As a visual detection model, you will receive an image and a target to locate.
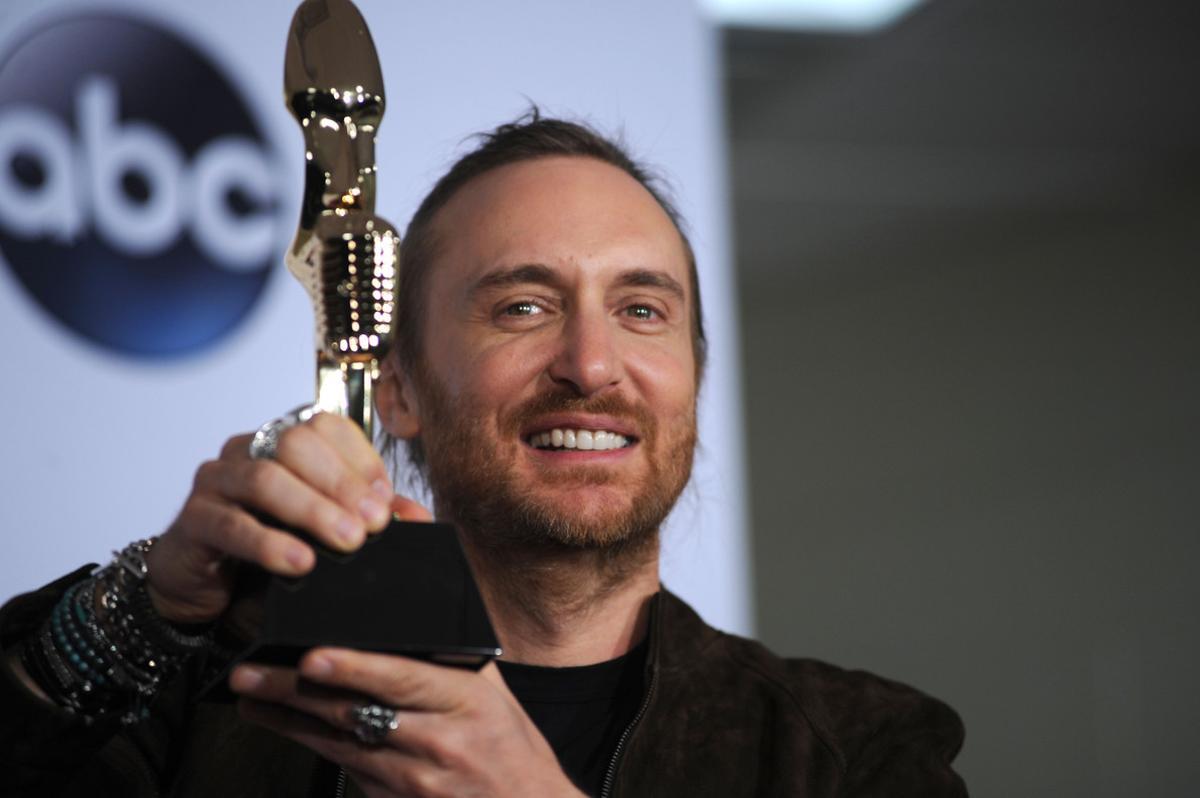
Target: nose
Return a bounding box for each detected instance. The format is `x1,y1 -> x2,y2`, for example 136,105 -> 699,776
547,308 -> 622,396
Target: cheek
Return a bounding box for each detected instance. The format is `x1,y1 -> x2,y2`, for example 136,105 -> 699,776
626,341 -> 697,413
438,336 -> 553,409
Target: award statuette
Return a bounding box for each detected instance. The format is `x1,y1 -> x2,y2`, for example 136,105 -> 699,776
284,0 -> 397,436
206,0 -> 500,683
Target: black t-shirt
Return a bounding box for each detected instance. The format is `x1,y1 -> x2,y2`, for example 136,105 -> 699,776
497,641 -> 647,797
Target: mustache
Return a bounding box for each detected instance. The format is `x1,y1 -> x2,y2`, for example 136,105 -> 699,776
506,389 -> 654,438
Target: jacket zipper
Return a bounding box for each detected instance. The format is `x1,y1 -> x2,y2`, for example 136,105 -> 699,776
334,766 -> 347,798
598,666 -> 657,798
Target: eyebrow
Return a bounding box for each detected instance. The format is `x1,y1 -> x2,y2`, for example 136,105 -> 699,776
469,263 -> 685,301
614,268 -> 686,300
469,263 -> 560,296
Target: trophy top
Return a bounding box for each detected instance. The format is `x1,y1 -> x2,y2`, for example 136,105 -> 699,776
283,0 -> 398,434
284,0 -> 388,251
285,0 -> 385,108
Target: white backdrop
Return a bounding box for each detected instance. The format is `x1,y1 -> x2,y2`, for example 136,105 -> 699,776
0,0 -> 751,635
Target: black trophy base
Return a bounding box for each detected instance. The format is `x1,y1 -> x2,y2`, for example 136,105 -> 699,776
200,520 -> 500,699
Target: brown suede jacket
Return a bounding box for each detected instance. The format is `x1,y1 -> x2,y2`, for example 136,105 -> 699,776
1,567 -> 967,797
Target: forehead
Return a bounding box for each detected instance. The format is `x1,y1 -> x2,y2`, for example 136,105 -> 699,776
426,156 -> 689,286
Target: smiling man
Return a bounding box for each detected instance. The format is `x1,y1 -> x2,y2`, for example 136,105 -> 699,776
1,115 -> 967,797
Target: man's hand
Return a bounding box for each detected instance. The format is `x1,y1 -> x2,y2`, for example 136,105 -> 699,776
230,651 -> 585,798
145,413 -> 429,624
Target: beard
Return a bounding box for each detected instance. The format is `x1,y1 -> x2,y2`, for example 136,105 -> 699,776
408,367 -> 696,558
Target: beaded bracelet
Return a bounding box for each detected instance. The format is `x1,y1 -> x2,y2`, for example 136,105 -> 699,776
61,582 -> 128,715
96,542 -> 211,658
21,580 -> 124,719
22,538 -> 214,725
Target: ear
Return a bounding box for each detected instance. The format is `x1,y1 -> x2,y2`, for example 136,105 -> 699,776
376,353 -> 422,440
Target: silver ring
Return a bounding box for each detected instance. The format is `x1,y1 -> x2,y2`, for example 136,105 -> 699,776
248,403 -> 321,460
351,702 -> 400,746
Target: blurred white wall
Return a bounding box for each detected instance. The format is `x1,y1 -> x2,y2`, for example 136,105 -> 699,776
0,0 -> 751,634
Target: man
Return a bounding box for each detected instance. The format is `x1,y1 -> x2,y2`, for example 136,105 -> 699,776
1,115 -> 967,796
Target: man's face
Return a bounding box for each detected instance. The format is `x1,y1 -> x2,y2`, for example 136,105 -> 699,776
401,156 -> 698,552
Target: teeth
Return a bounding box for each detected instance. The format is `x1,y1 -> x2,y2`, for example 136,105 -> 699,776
528,428 -> 632,451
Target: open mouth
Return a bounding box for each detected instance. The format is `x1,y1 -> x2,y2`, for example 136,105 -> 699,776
524,427 -> 636,452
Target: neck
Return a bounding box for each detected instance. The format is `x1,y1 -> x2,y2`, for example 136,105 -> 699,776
458,531 -> 660,667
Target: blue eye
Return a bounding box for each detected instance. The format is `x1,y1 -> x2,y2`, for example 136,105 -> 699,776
625,304 -> 657,320
504,301 -> 540,316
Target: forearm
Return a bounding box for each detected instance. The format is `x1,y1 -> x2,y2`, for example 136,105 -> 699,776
1,633 -> 174,796
0,567 -> 122,781
0,564 -> 197,794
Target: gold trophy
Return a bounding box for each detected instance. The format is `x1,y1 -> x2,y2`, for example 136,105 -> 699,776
284,0 -> 397,437
206,0 -> 500,675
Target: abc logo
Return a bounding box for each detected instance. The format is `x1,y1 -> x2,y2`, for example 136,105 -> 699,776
0,13 -> 281,357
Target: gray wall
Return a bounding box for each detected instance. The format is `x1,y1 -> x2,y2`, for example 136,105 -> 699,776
727,2 -> 1200,795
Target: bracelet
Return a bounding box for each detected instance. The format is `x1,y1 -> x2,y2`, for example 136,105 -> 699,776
26,579 -> 124,719
96,539 -> 213,653
24,538 -> 214,725
20,626 -> 74,700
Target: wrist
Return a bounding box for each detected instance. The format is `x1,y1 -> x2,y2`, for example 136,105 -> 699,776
23,539 -> 215,725
143,580 -> 220,627
95,538 -> 213,660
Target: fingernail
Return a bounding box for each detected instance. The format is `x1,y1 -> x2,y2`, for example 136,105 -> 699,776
371,478 -> 393,502
304,655 -> 333,678
231,665 -> 264,691
286,544 -> 311,572
359,496 -> 387,525
336,515 -> 362,546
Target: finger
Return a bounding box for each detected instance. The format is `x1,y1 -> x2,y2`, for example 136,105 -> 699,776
196,457 -> 367,553
181,496 -> 313,576
308,412 -> 390,486
220,421 -> 386,488
220,433 -> 255,461
273,424 -> 393,532
232,663 -> 456,757
238,695 -> 352,748
230,664 -> 353,727
238,697 -> 440,793
479,661 -> 505,690
299,649 -> 477,713
391,495 -> 433,523
478,661 -> 527,712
